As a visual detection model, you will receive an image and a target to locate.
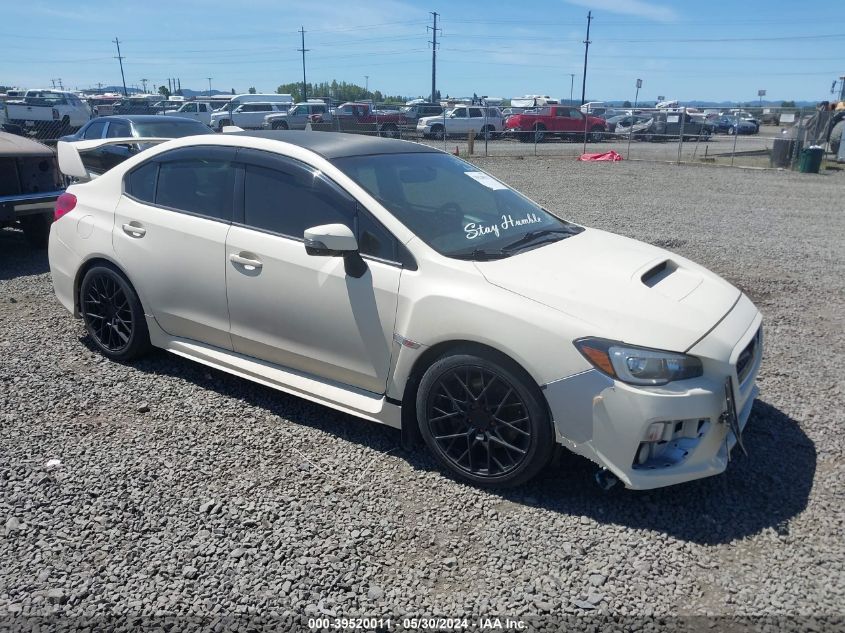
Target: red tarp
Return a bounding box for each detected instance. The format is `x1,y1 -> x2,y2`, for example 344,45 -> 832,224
578,150 -> 623,161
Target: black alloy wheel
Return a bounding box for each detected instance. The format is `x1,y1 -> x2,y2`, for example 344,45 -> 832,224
80,266 -> 150,361
417,353 -> 554,487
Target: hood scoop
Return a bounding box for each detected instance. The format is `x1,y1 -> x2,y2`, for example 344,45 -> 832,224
637,259 -> 703,301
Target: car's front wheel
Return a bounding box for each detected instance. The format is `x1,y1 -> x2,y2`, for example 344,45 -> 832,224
416,353 -> 554,487
80,265 -> 151,361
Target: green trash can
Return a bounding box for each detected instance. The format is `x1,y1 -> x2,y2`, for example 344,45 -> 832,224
798,145 -> 824,173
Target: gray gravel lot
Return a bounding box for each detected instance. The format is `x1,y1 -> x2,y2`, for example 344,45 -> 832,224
1,159 -> 843,630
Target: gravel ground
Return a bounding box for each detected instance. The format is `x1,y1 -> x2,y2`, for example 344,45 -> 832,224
1,159 -> 843,631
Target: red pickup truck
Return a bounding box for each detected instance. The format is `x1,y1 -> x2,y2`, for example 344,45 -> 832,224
312,102 -> 408,138
504,105 -> 607,143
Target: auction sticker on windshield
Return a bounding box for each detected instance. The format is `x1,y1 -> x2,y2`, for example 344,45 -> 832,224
464,171 -> 508,190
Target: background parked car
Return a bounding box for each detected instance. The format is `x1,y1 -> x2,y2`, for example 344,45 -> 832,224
210,103 -> 287,131
711,115 -> 758,135
0,131 -> 64,247
399,102 -> 444,123
504,105 -> 606,143
263,101 -> 328,130
417,105 -> 504,139
164,101 -> 216,126
4,89 -> 91,138
60,115 -> 213,175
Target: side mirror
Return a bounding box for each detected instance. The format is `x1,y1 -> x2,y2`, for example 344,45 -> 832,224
303,223 -> 358,257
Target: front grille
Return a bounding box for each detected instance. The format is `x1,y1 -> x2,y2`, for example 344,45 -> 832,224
736,328 -> 761,385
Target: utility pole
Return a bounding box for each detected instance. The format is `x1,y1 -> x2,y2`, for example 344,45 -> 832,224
580,11 -> 592,105
569,73 -> 575,104
177,78 -> 181,94
427,12 -> 440,103
50,79 -> 56,89
113,37 -> 128,97
140,78 -> 148,93
365,75 -> 369,96
207,77 -> 213,94
298,26 -> 309,101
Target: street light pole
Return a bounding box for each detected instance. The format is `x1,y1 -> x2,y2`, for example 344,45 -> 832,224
569,74 -> 575,105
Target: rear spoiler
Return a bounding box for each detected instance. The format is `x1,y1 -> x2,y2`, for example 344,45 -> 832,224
57,137 -> 171,180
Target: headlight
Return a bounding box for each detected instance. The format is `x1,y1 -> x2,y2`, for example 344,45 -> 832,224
574,337 -> 702,386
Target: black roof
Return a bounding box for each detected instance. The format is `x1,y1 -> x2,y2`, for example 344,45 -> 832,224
95,115 -> 206,124
233,130 -> 440,159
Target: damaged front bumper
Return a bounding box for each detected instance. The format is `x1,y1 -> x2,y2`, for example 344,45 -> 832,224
544,295 -> 763,490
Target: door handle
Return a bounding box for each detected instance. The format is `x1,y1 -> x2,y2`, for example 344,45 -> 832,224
229,253 -> 263,270
122,222 -> 146,238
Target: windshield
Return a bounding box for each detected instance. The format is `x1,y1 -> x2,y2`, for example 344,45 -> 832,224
133,120 -> 214,137
333,152 -> 582,259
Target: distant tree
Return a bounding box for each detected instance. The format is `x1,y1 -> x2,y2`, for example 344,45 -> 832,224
231,88 -> 235,95
248,87 -> 257,94
781,100 -> 796,108
435,90 -> 441,101
158,85 -> 170,98
623,100 -> 632,108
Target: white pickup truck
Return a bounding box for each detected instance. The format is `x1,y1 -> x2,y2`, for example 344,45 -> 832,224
164,101 -> 215,126
209,102 -> 287,131
4,90 -> 91,138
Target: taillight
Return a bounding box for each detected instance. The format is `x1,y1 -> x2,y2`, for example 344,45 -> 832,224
52,108 -> 60,120
54,192 -> 77,221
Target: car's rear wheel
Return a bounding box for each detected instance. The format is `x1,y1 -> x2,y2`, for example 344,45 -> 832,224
80,266 -> 150,361
416,353 -> 554,487
19,212 -> 52,249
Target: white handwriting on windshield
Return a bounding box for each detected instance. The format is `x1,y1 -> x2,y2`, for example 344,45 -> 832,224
464,212 -> 543,240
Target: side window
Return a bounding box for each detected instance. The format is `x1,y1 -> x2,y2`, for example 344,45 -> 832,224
106,121 -> 131,137
469,108 -> 483,118
452,108 -> 467,118
357,209 -> 397,262
125,162 -> 158,203
155,158 -> 235,220
183,103 -> 197,113
82,120 -> 107,139
243,163 -> 354,238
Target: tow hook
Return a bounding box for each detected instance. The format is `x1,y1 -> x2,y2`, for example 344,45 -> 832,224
594,468 -> 619,491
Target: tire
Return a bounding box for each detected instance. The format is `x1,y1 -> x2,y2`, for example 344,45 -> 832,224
272,120 -> 289,130
588,125 -> 604,143
19,212 -> 52,249
533,124 -> 546,143
829,120 -> 844,155
728,126 -> 736,136
218,119 -> 232,132
431,124 -> 444,140
416,352 -> 554,487
79,265 -> 151,362
477,125 -> 494,140
380,123 -> 400,139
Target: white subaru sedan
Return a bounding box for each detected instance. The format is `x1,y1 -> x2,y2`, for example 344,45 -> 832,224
49,131 -> 762,489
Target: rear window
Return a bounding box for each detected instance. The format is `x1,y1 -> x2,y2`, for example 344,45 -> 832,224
133,120 -> 213,138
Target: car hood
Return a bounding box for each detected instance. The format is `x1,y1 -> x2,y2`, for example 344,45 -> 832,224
473,228 -> 740,352
418,115 -> 445,125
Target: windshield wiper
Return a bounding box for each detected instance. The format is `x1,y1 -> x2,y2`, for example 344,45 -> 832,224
450,248 -> 511,261
501,227 -> 578,252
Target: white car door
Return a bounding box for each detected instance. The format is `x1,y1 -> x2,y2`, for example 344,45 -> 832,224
113,146 -> 236,350
449,107 -> 469,135
225,149 -> 402,393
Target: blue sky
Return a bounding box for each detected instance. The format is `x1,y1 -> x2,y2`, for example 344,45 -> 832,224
1,0 -> 843,103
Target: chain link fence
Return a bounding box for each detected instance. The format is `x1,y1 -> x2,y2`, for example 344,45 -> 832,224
3,89 -> 843,170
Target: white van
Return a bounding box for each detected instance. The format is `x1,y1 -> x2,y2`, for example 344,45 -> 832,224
217,93 -> 293,113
